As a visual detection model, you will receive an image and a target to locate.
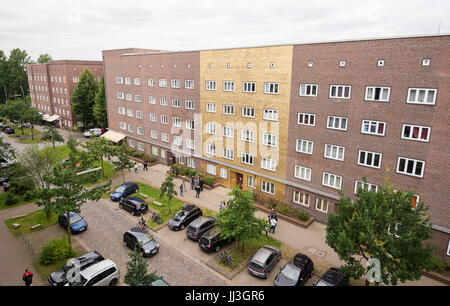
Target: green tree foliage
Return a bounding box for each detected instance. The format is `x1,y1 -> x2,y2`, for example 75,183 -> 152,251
93,75 -> 108,128
112,144 -> 134,183
0,50 -> 9,104
216,187 -> 269,252
159,174 -> 177,214
18,145 -> 59,189
7,48 -> 33,98
41,126 -> 64,148
0,136 -> 15,161
71,68 -> 98,128
82,137 -> 115,178
326,176 -> 435,286
0,98 -> 33,135
22,107 -> 42,140
37,53 -> 53,64
124,246 -> 159,286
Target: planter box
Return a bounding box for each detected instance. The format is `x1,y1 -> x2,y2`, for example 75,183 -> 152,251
254,203 -> 314,229
167,172 -> 218,189
129,156 -> 159,167
421,269 -> 450,285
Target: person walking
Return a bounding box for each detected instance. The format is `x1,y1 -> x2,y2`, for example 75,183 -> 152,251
180,183 -> 184,196
219,201 -> 223,212
270,217 -> 278,234
22,268 -> 33,286
190,177 -> 194,190
269,208 -> 278,221
199,178 -> 204,192
143,161 -> 148,171
195,185 -> 201,198
134,163 -> 138,174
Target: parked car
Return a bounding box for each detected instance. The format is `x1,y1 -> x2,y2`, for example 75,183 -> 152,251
110,182 -> 139,201
247,245 -> 281,279
67,259 -> 119,286
151,277 -> 170,286
119,196 -> 148,216
48,251 -> 105,286
0,176 -> 8,185
83,128 -> 105,138
0,157 -> 14,169
58,211 -> 88,234
1,125 -> 10,132
198,227 -> 231,252
315,268 -> 349,286
123,227 -> 159,257
186,216 -> 216,241
60,156 -> 82,168
168,204 -> 202,231
274,253 -> 314,286
4,127 -> 14,134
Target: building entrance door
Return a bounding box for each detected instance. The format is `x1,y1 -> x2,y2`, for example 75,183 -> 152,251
236,173 -> 243,189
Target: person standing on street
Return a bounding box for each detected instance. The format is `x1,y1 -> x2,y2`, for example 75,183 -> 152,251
219,201 -> 223,212
190,177 -> 194,190
270,217 -> 278,234
195,184 -> 201,198
199,178 -> 204,192
22,268 -> 33,286
143,161 -> 148,171
134,163 -> 138,174
180,183 -> 184,196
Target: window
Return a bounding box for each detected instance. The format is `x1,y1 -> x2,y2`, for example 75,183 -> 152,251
339,60 -> 346,67
125,93 -> 132,101
223,104 -> 234,115
206,80 -> 216,91
172,117 -> 181,127
149,113 -> 157,122
206,144 -> 216,155
241,152 -> 254,165
206,102 -> 216,113
158,79 -> 167,87
205,123 -> 216,135
171,79 -> 180,88
299,84 -> 318,97
324,144 -> 345,161
242,107 -> 255,118
137,142 -> 144,151
185,100 -> 194,110
377,60 -> 385,67
207,164 -> 216,175
327,116 -> 347,131
127,109 -> 133,117
161,133 -> 169,143
361,120 -> 386,136
117,92 -> 124,100
223,81 -> 235,92
220,168 -> 227,179
243,82 -> 256,93
298,113 -> 315,126
262,133 -> 277,147
223,126 -> 234,138
187,157 -> 196,168
247,63 -> 252,68
407,88 -> 437,105
241,129 -> 255,142
296,139 -> 313,154
293,191 -> 310,206
316,198 -> 328,213
227,63 -> 231,69
294,165 -> 311,181
223,148 -> 234,160
134,95 -> 142,103
128,139 -> 135,148
125,77 -> 131,85
173,136 -> 182,146
151,130 -> 158,139
397,157 -> 425,178
147,78 -> 155,86
152,146 -> 158,156
134,78 -> 141,86
365,86 -> 390,102
136,110 -> 143,119
160,115 -> 168,124
264,82 -> 279,94
171,98 -> 180,108
118,107 -> 125,115
354,180 -> 378,195
158,97 -> 167,106
247,176 -> 256,189
329,85 -> 351,99
263,109 -> 278,121
127,124 -> 134,133
422,59 -> 431,66
137,127 -> 144,135
358,150 -> 382,169
186,139 -> 195,150
401,124 -> 431,142
261,180 -> 275,194
185,80 -> 194,89
261,157 -> 276,171
148,96 -> 156,104
186,119 -> 195,130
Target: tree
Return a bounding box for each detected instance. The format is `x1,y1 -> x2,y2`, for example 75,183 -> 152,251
71,68 -> 98,128
93,75 -> 108,128
124,246 -> 159,286
326,176 -> 435,286
0,136 -> 15,161
0,50 -> 9,104
0,98 -> 32,135
41,126 -> 64,148
37,53 -> 53,64
159,174 -> 177,214
216,187 -> 269,252
7,48 -> 33,98
23,106 -> 42,140
112,144 -> 134,184
82,137 -> 115,178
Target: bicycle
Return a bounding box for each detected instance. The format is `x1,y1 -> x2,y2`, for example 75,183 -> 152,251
218,251 -> 234,267
151,212 -> 163,224
137,219 -> 149,233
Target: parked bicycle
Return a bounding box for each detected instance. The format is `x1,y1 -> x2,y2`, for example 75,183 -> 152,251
218,251 -> 234,267
137,218 -> 149,233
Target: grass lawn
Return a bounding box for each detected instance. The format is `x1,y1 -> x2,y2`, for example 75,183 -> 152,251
17,137 -> 43,144
0,192 -> 37,211
5,209 -> 58,236
8,125 -> 41,138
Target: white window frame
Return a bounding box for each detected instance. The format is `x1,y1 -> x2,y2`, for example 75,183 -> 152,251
263,109 -> 278,121
241,152 -> 254,165
206,102 -> 216,113
133,78 -> 141,86
241,129 -> 255,142
358,150 -> 382,169
148,96 -> 156,104
223,148 -> 234,160
242,106 -> 255,118
149,113 -> 157,122
299,84 -> 318,97
406,88 -> 437,105
247,176 -> 256,189
205,123 -> 216,135
220,168 -> 227,179
262,133 -> 277,147
135,110 -> 143,119
296,139 -> 313,155
315,198 -> 329,213
136,127 -> 144,135
223,104 -> 235,115
187,157 -> 196,169
293,190 -> 310,207
117,92 -> 124,100
171,79 -> 180,88
294,165 -> 311,181
396,157 -> 425,178
261,157 -> 276,171
261,180 -> 275,194
324,144 -> 345,161
158,78 -> 167,88
243,82 -> 256,93
327,116 -> 348,131
160,115 -> 168,125
329,85 -> 351,99
223,126 -> 234,138
137,142 -> 144,151
298,113 -> 315,126
365,86 -> 391,102
185,100 -> 194,110
186,139 -> 195,150
161,133 -> 169,143
172,117 -> 181,127
223,81 -> 235,92
134,95 -> 142,103
206,80 -> 216,91
354,180 -> 378,195
206,144 -> 216,156
150,130 -> 158,139
264,82 -> 279,95
361,120 -> 386,136
118,107 -> 125,115
401,124 -> 431,142
186,119 -> 195,130
322,172 -> 342,190
147,77 -> 155,87
124,77 -> 131,85
171,98 -> 180,108
184,79 -> 194,89
206,164 -> 217,176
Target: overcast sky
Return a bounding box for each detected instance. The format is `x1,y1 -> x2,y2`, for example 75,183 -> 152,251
1,0 -> 449,61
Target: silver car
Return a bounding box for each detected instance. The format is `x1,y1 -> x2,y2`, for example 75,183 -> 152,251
66,259 -> 119,286
248,245 -> 281,279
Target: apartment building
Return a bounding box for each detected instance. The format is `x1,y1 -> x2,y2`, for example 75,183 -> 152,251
102,34 -> 449,258
27,60 -> 103,128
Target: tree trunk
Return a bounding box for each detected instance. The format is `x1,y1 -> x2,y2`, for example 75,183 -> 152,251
101,158 -> 104,178
66,214 -> 72,254
31,125 -> 34,140
122,170 -> 125,183
52,141 -> 55,149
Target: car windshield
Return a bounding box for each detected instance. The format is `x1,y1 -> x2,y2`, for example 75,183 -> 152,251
115,186 -> 126,193
70,214 -> 83,223
173,211 -> 186,221
281,264 -> 301,281
69,275 -> 87,286
250,262 -> 264,270
315,280 -> 331,286
138,234 -> 151,245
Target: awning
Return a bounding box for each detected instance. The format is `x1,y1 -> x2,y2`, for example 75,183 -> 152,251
45,115 -> 61,122
100,130 -> 126,143
41,114 -> 50,120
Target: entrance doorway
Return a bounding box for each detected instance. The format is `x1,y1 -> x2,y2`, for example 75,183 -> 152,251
236,173 -> 243,189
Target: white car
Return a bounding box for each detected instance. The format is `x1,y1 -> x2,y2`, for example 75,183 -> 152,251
83,128 -> 104,138
66,259 -> 119,286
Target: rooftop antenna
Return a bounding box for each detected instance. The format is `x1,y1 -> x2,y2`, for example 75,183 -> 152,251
438,23 -> 442,34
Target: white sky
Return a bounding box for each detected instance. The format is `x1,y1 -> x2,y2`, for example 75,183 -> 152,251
1,0 -> 449,61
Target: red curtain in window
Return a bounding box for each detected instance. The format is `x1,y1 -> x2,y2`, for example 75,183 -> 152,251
420,128 -> 429,140
412,127 -> 419,139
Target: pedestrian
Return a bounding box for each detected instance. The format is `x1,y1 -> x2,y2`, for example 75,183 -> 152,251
190,177 -> 194,190
134,163 -> 138,174
219,201 -> 223,212
269,208 -> 278,221
138,163 -> 143,172
180,183 -> 184,196
195,185 -> 201,198
270,217 -> 278,234
22,268 -> 33,286
199,178 -> 204,192
143,161 -> 148,171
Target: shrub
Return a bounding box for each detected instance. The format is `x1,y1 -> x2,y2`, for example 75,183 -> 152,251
23,191 -> 35,202
295,209 -> 309,221
275,204 -> 291,215
203,175 -> 214,186
39,236 -> 71,265
144,155 -> 156,163
188,169 -> 198,177
171,164 -> 181,175
5,192 -> 19,206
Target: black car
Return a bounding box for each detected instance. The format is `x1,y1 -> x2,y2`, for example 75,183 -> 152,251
4,127 -> 15,134
198,227 -> 231,252
274,253 -> 314,286
0,157 -> 13,170
168,204 -> 202,231
316,268 -> 349,286
119,196 -> 148,216
48,251 -> 104,286
123,227 -> 159,257
186,216 -> 216,241
2,125 -> 10,132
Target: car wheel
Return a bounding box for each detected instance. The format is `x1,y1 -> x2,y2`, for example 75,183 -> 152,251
215,245 -> 220,252
119,203 -> 123,209
131,211 -> 136,216
109,279 -> 117,286
180,224 -> 185,230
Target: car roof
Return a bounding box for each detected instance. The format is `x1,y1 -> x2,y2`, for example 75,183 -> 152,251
121,182 -> 137,187
79,259 -> 116,279
252,245 -> 279,262
128,227 -> 152,238
293,253 -> 312,268
77,251 -> 103,262
182,203 -> 198,211
202,227 -> 220,238
189,216 -> 215,227
320,268 -> 345,285
125,196 -> 144,203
